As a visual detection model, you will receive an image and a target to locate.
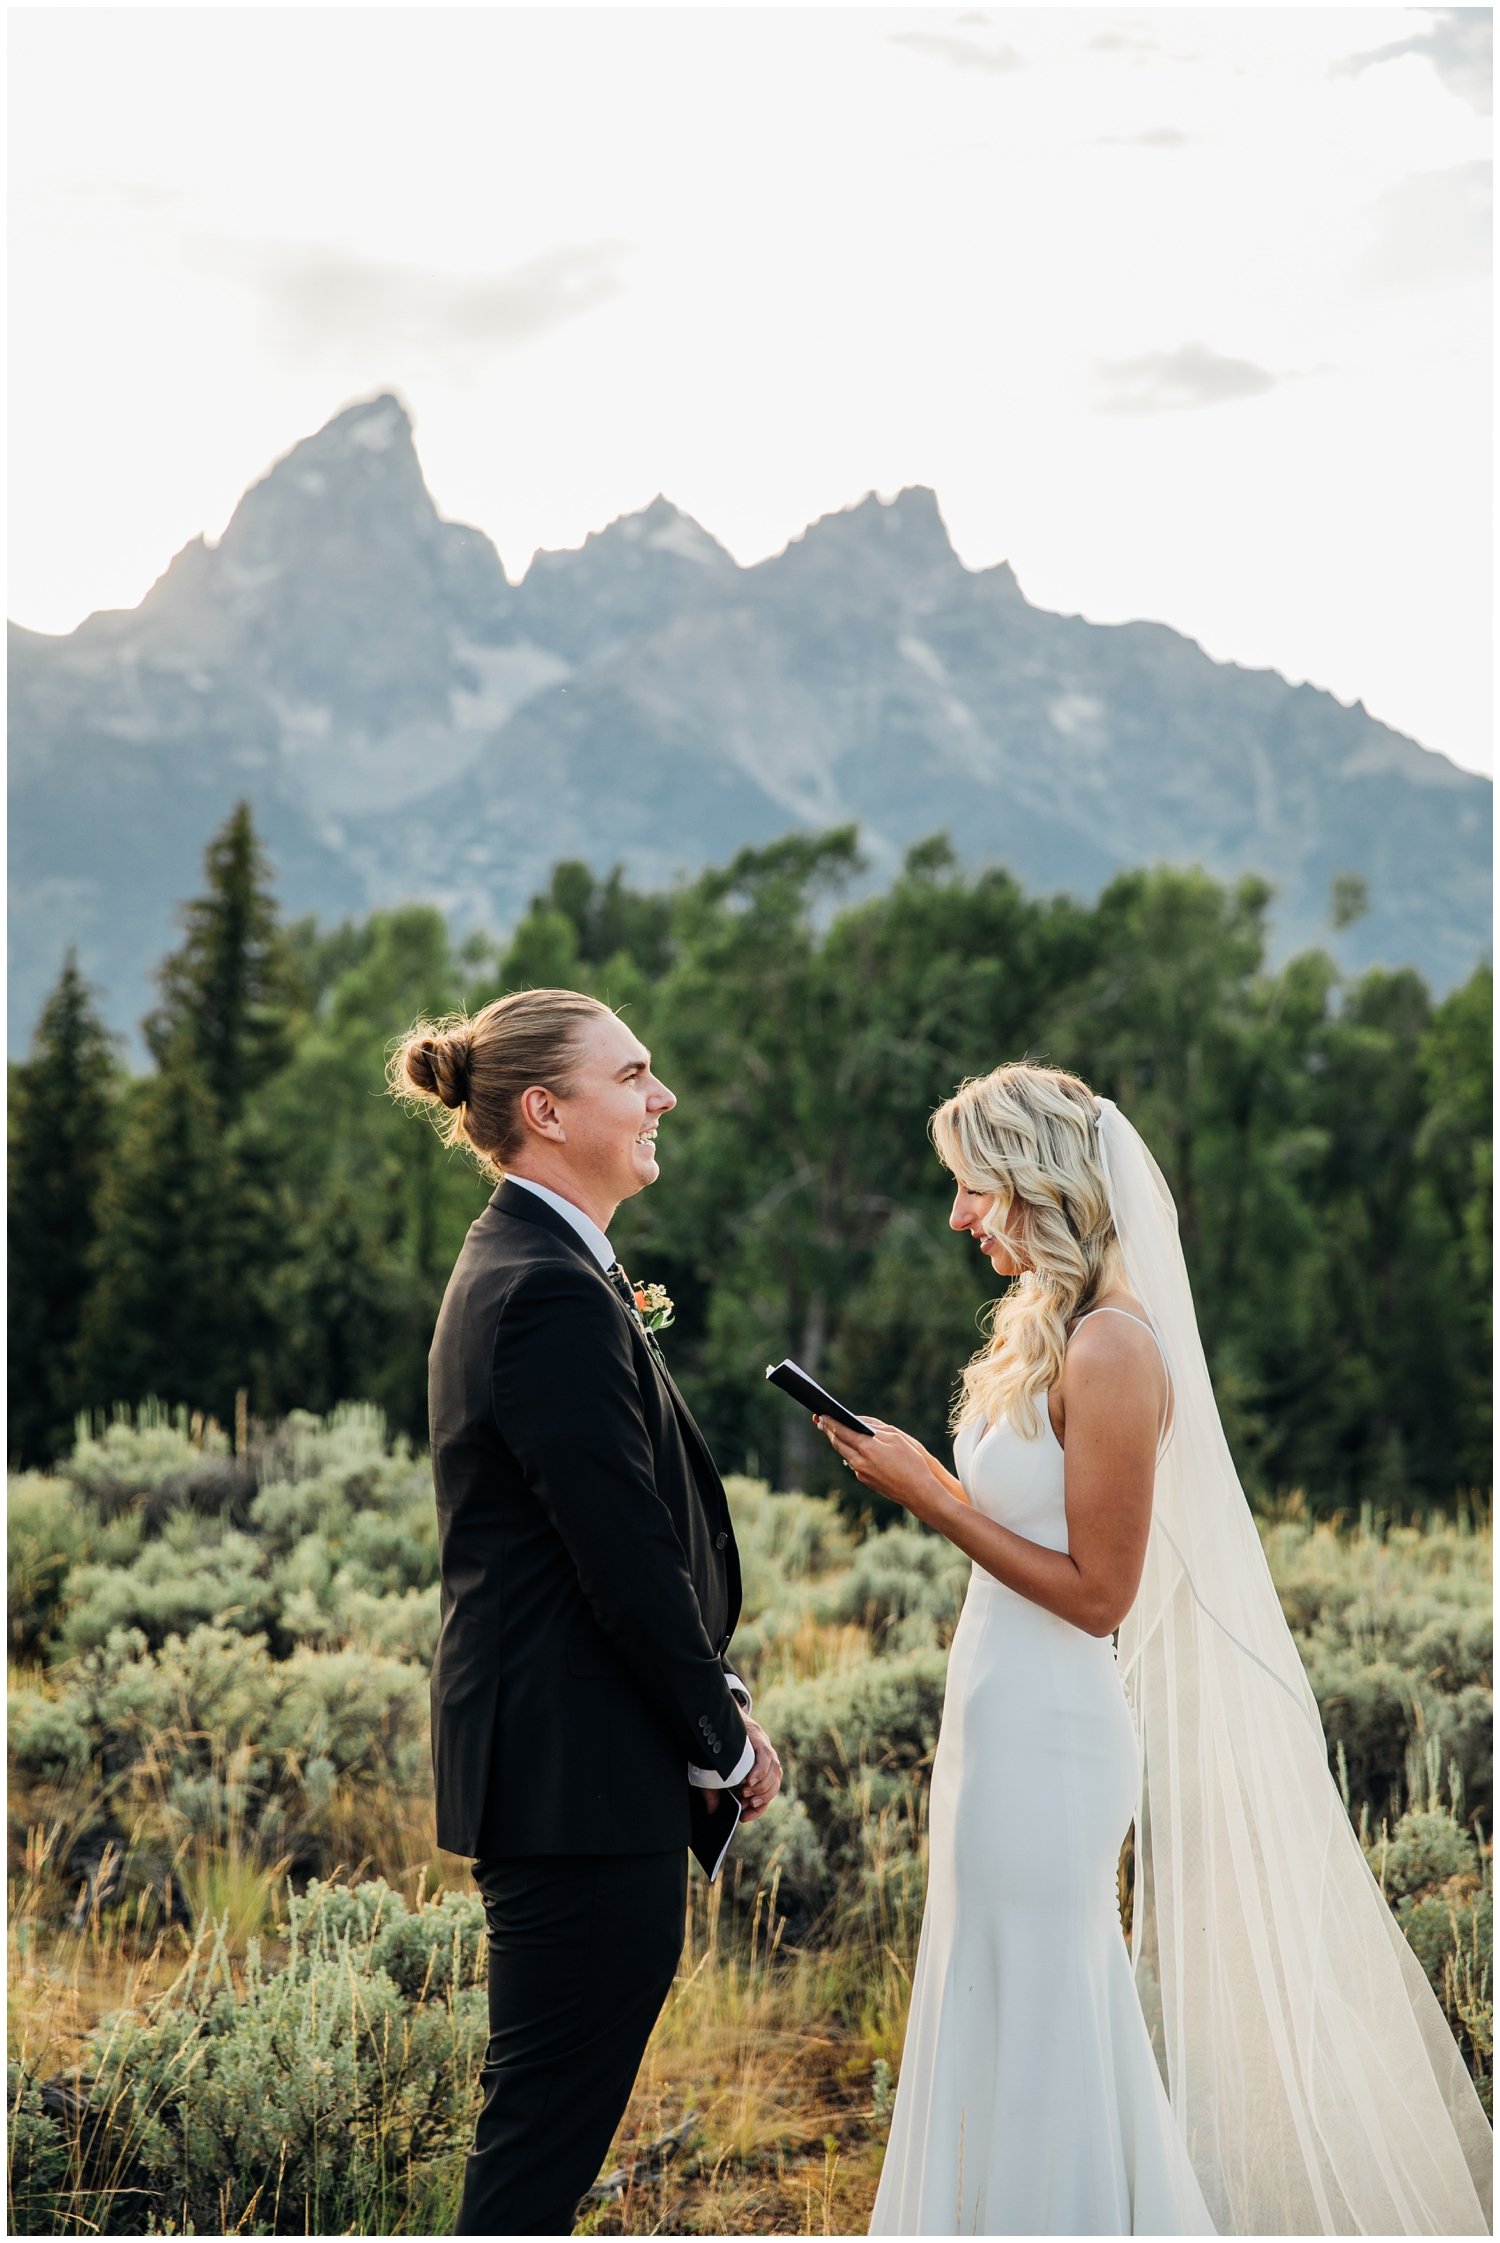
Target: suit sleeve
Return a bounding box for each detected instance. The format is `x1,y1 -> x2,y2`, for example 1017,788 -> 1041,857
491,1264 -> 750,1783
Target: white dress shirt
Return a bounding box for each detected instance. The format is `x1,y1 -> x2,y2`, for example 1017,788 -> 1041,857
506,1172 -> 756,1790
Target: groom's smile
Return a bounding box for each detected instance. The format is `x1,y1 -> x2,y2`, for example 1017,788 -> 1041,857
500,1011 -> 675,1233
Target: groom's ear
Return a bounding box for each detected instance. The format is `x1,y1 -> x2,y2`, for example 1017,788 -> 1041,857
518,1083 -> 567,1141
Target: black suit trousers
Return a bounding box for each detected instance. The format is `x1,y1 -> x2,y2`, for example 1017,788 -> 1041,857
454,1849 -> 688,2236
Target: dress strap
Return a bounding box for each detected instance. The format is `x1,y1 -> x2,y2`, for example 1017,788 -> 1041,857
1071,1307 -> 1174,1455
1074,1305 -> 1160,1344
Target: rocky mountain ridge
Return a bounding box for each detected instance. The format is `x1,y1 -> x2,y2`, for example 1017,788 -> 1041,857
9,392 -> 1489,1047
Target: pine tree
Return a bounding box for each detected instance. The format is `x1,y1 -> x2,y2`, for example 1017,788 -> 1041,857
75,1063 -> 241,1419
284,1183 -> 402,1418
78,804 -> 296,1426
144,801 -> 293,1124
8,954 -> 119,1464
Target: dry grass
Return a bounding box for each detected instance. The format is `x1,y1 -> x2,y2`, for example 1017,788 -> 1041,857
578,1872 -> 904,2236
8,1845 -> 902,2237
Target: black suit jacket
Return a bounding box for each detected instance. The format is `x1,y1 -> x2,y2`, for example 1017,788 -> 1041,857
427,1178 -> 751,1858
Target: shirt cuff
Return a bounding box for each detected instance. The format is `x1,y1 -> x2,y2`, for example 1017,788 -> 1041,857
722,1667 -> 752,1712
688,1734 -> 756,1789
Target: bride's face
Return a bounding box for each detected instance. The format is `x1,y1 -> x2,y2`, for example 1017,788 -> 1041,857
948,1178 -> 1031,1276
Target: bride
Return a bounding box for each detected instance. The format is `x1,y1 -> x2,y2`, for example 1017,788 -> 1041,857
815,1063 -> 1491,2236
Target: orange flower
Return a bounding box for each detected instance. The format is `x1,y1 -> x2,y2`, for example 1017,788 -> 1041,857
634,1289 -> 649,1311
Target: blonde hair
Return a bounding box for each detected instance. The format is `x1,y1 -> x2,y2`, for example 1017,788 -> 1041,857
387,988 -> 614,1181
930,1062 -> 1125,1439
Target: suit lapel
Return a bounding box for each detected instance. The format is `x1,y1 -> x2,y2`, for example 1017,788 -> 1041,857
655,1356 -> 727,1510
493,1180 -> 730,1524
615,1286 -> 727,1510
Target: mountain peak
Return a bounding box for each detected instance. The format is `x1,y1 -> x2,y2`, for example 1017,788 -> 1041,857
513,494 -> 735,656
533,494 -> 733,575
117,389 -> 509,703
605,495 -> 732,569
797,484 -> 955,555
215,391 -> 437,562
758,484 -> 962,601
858,484 -> 949,533
317,391 -> 412,453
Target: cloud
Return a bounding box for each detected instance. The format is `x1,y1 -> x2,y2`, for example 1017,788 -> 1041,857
1094,343 -> 1279,416
888,29 -> 1024,74
1338,8 -> 1492,115
219,238 -> 628,362
1095,127 -> 1193,149
1357,161 -> 1491,290
1087,25 -> 1165,58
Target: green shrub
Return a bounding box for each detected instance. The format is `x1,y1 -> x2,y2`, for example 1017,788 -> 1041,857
1400,1885 -> 1492,2003
1360,1803 -> 1492,2101
10,1626 -> 432,1893
1307,1642 -> 1491,1825
343,1586 -> 441,1665
256,1402 -> 402,1488
372,1890 -> 487,2001
338,1506 -> 438,1595
727,1477 -> 856,1618
250,1453 -> 432,1565
54,1531 -> 276,1660
44,1882 -> 487,2235
821,1525 -> 968,1646
5,1411 -> 1491,2126
101,1624 -> 274,1749
7,1688 -> 93,1784
724,1793 -> 830,1927
264,1646 -> 430,1789
759,1648 -> 948,1869
4,2065 -> 73,2236
250,1473 -> 356,1557
1366,1809 -> 1480,1904
7,1476 -> 145,1663
62,1408 -> 253,1529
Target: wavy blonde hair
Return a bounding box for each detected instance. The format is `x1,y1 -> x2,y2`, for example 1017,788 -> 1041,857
930,1062 -> 1126,1439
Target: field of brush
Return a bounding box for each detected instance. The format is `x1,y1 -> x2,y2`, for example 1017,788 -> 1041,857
7,1405 -> 1492,2235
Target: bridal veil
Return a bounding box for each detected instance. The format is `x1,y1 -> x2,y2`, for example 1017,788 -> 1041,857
1097,1096 -> 1492,2235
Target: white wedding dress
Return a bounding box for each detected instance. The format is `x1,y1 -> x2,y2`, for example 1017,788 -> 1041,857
870,1311 -> 1215,2237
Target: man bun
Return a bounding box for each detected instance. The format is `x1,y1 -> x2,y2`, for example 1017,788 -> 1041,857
403,1031 -> 472,1110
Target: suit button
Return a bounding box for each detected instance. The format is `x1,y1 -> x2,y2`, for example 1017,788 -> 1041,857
715,1530 -> 728,1551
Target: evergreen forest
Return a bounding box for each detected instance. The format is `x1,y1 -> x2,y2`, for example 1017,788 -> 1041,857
8,803 -> 1491,1513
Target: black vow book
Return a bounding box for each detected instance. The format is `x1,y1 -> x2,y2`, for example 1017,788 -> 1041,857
765,1359 -> 874,1436
688,1784 -> 742,1882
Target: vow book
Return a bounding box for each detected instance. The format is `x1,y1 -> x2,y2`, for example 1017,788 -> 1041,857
688,1783 -> 742,1882
765,1358 -> 874,1435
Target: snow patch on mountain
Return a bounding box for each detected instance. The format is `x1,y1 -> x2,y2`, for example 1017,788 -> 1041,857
451,639 -> 570,732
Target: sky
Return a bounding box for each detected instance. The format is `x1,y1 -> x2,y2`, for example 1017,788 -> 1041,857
8,5 -> 1494,774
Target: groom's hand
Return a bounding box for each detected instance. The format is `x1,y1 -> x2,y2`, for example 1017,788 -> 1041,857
735,1717 -> 783,1822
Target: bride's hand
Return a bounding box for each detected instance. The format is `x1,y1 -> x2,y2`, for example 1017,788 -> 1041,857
814,1414 -> 937,1516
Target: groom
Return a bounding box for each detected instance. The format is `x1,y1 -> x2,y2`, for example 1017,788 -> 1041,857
428,1002 -> 781,2236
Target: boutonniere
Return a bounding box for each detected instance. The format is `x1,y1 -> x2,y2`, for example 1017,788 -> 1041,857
632,1282 -> 675,1336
